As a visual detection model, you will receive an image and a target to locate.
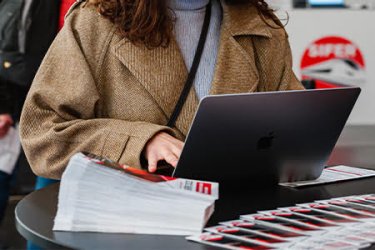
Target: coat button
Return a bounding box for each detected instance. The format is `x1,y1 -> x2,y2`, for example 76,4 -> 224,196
3,61 -> 12,69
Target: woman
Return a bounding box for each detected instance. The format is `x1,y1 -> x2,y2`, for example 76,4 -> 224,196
20,0 -> 304,179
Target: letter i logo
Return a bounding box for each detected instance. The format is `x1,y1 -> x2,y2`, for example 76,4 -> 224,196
196,182 -> 212,195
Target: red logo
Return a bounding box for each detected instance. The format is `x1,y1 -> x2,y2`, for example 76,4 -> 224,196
300,36 -> 366,86
196,182 -> 212,195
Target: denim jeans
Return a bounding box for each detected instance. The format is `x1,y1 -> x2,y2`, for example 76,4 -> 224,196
27,177 -> 59,250
0,170 -> 12,224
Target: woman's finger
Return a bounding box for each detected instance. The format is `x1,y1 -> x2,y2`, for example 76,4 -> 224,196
166,133 -> 181,143
147,153 -> 159,173
164,153 -> 179,168
174,139 -> 185,152
164,135 -> 183,150
171,144 -> 183,159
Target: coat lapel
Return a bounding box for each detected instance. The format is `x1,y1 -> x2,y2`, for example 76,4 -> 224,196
112,38 -> 199,132
112,1 -> 273,135
211,1 -> 272,95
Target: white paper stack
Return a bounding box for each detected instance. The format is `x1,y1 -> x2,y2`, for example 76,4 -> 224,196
53,153 -> 219,236
280,165 -> 375,188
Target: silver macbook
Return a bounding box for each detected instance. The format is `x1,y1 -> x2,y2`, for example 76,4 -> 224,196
173,87 -> 361,184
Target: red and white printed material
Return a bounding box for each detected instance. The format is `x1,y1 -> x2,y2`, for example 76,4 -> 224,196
300,36 -> 366,86
361,194 -> 375,203
188,195 -> 375,249
280,165 -> 375,188
289,238 -> 365,250
238,214 -> 362,248
187,233 -> 273,250
188,231 -> 360,250
260,209 -> 373,247
319,199 -> 375,216
286,11 -> 375,125
204,225 -> 291,248
53,153 -> 219,235
280,206 -> 359,226
340,195 -> 375,209
220,219 -> 307,242
259,209 -> 339,229
297,203 -> 375,224
279,205 -> 375,242
315,200 -> 375,222
240,214 -> 326,236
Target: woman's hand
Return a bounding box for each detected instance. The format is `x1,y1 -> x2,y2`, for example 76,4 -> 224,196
144,132 -> 184,173
0,114 -> 13,139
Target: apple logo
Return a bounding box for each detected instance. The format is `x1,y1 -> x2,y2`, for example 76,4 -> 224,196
257,132 -> 275,150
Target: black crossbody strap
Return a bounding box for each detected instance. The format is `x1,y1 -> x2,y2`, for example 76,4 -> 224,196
167,0 -> 212,128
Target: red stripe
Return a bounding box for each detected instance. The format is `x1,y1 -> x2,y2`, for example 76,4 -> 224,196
327,168 -> 363,177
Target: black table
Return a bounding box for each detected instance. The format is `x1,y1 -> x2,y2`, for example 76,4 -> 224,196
16,126 -> 375,250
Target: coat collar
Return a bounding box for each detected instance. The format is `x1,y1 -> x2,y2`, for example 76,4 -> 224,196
112,1 -> 272,135
220,0 -> 273,38
210,0 -> 271,95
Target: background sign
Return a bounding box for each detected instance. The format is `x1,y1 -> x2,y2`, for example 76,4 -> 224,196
286,10 -> 375,125
301,36 -> 366,87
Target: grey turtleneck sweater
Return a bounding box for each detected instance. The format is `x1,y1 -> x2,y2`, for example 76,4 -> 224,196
167,0 -> 222,100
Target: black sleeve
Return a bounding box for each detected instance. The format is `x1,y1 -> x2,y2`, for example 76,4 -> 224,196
11,83 -> 29,120
26,0 -> 60,55
0,77 -> 28,120
0,78 -> 12,115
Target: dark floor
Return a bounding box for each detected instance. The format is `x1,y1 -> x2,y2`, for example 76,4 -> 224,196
0,196 -> 27,250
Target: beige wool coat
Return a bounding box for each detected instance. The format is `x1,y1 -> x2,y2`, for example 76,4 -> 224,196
20,1 -> 304,179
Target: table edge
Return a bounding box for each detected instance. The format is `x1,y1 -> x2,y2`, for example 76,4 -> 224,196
15,192 -> 73,250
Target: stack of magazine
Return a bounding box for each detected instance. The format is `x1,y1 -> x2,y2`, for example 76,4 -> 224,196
188,194 -> 375,249
53,153 -> 219,235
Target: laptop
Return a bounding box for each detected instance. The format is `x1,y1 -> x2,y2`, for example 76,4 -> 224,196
172,87 -> 361,184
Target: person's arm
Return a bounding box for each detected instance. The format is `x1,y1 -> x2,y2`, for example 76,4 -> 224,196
19,16 -> 175,179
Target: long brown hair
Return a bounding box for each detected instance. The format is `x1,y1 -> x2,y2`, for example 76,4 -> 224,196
89,0 -> 278,49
